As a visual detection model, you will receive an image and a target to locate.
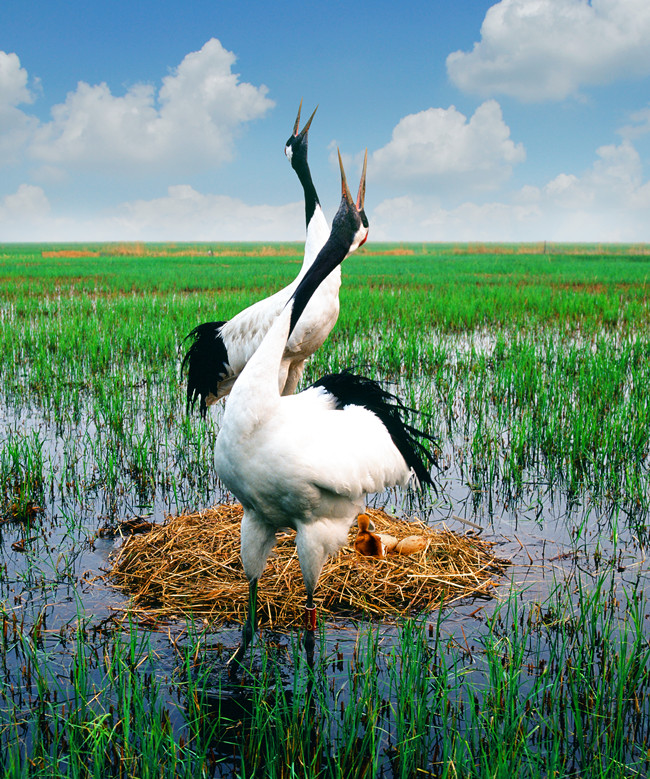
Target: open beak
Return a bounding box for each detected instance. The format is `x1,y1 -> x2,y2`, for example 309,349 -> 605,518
338,149 -> 354,207
293,100 -> 318,140
338,148 -> 368,213
357,149 -> 367,211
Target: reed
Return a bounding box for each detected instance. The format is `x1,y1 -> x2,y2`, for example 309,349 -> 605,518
1,242 -> 650,776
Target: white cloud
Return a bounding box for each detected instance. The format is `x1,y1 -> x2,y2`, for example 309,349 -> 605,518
0,184 -> 52,239
447,0 -> 650,102
112,185 -> 302,241
371,101 -> 524,194
0,51 -> 38,166
0,51 -> 33,106
0,183 -> 302,242
618,106 -> 650,140
372,138 -> 650,241
28,39 -> 273,175
536,140 -> 650,237
0,183 -> 49,216
371,196 -> 541,241
3,135 -> 650,242
543,139 -> 643,206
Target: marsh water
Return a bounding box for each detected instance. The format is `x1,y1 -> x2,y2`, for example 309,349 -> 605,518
2,324 -> 650,776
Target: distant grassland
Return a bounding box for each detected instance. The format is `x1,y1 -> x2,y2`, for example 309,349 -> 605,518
2,242 -> 649,334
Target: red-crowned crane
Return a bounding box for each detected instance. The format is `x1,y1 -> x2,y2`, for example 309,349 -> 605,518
217,153 -> 435,669
284,101 -> 331,295
182,103 -> 366,415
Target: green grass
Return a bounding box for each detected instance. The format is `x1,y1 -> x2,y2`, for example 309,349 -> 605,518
1,242 -> 649,510
1,578 -> 649,777
1,241 -> 650,777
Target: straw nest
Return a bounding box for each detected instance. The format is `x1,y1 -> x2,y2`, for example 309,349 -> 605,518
109,504 -> 509,628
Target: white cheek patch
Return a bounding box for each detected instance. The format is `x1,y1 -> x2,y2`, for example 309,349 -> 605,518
285,145 -> 293,161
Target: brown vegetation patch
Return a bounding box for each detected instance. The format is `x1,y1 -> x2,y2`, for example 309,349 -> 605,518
42,250 -> 102,259
109,504 -> 509,628
42,244 -> 305,259
452,242 -> 650,256
208,246 -> 302,258
453,244 -> 518,255
371,248 -> 416,256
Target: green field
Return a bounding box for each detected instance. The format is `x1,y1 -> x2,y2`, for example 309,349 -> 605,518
1,242 -> 650,777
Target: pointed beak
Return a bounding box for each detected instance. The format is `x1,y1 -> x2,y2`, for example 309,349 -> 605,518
293,100 -> 317,140
297,107 -> 317,141
339,149 -> 368,212
292,99 -> 303,136
357,149 -> 367,211
338,149 -> 354,207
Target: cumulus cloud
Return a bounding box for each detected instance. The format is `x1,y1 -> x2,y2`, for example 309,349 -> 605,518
0,183 -> 302,242
371,101 -> 524,194
371,196 -> 541,242
112,185 -> 302,241
539,140 -> 643,206
0,184 -> 52,239
28,38 -> 273,175
0,183 -> 49,216
447,0 -> 650,102
618,106 -> 650,140
4,136 -> 650,242
0,51 -> 38,165
533,141 -> 650,238
371,138 -> 650,242
0,51 -> 33,106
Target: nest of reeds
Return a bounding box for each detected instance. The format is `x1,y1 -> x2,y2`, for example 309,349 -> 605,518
109,504 -> 509,628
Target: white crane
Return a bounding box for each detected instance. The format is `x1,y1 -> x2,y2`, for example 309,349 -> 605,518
284,100 -> 331,286
182,103 -> 365,415
216,153 -> 435,668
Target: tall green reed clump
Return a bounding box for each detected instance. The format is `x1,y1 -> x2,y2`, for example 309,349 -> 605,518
0,613 -> 227,779
0,575 -> 649,776
323,328 -> 650,516
187,577 -> 650,778
0,429 -> 45,521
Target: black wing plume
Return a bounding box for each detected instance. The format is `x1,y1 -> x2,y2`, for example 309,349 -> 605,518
310,370 -> 437,488
181,321 -> 230,417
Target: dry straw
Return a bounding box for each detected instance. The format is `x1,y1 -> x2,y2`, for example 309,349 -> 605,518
109,504 -> 509,628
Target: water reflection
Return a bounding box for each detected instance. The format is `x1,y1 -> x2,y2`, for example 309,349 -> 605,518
2,329 -> 650,774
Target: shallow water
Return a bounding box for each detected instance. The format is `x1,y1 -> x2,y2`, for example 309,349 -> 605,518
1,402 -> 645,642
2,350 -> 648,623
2,335 -> 650,774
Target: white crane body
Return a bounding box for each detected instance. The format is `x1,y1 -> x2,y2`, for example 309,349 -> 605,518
217,153 -> 432,669
182,104 -> 337,412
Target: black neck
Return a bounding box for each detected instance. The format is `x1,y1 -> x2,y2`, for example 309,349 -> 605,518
292,146 -> 320,228
289,227 -> 349,335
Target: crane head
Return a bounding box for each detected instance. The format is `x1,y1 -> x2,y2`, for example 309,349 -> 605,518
337,148 -> 369,252
285,99 -> 318,167
288,149 -> 370,334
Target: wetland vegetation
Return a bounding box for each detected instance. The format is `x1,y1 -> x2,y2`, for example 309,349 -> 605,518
1,241 -> 650,777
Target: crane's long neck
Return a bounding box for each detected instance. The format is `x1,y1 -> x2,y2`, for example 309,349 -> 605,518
224,302 -> 293,418
295,157 -> 331,276
290,228 -> 350,332
301,204 -> 331,276
289,128 -> 330,275
229,223 -> 353,410
294,157 -> 320,230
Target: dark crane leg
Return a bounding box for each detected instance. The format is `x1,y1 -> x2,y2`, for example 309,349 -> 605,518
303,591 -> 317,668
229,578 -> 258,679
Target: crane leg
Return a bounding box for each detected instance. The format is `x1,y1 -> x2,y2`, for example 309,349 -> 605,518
228,578 -> 258,676
303,592 -> 317,668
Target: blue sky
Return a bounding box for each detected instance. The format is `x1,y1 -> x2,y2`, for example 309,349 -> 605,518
2,0 -> 650,242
